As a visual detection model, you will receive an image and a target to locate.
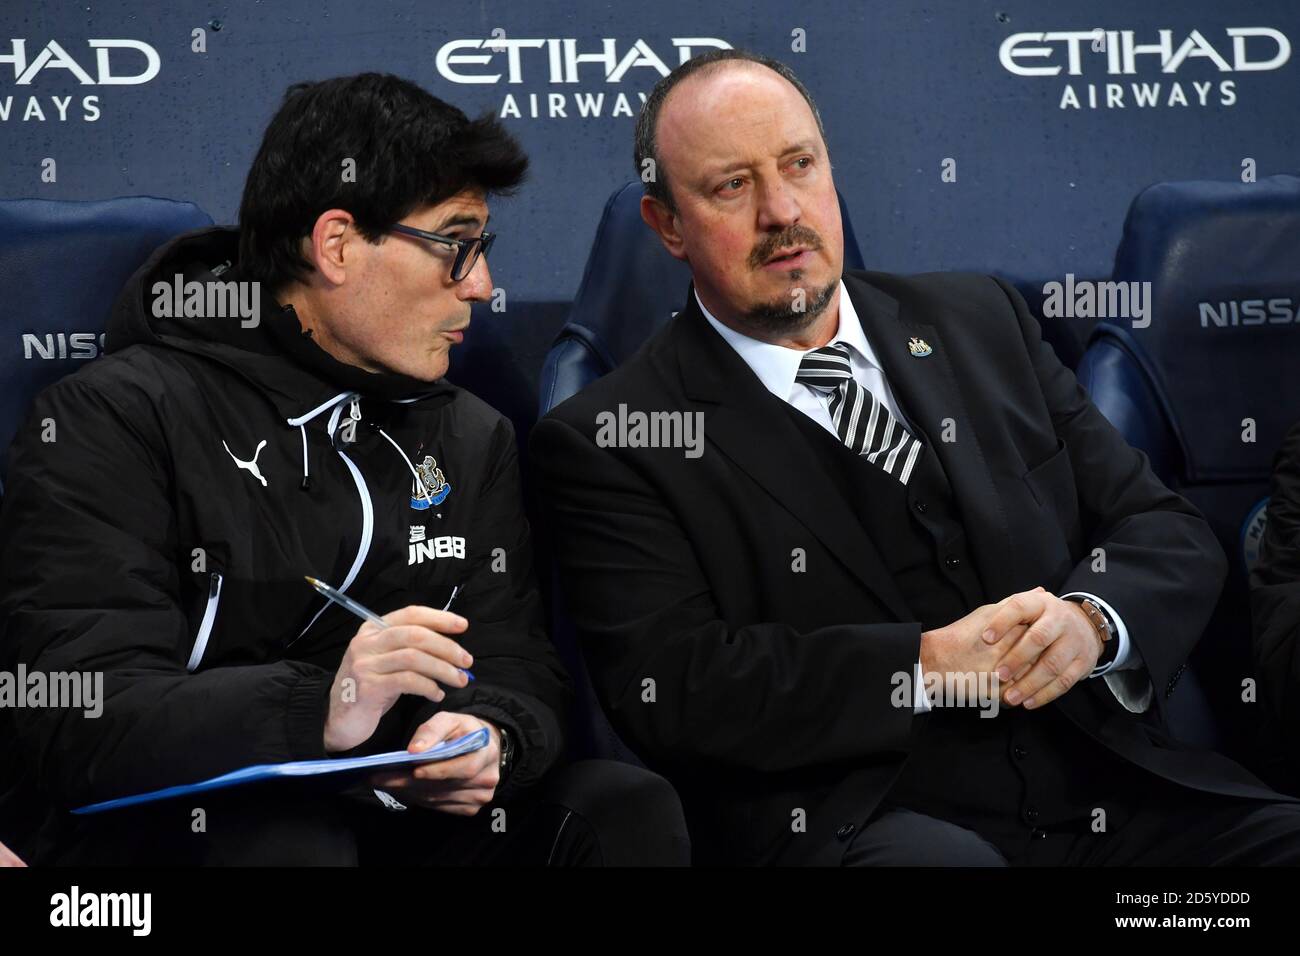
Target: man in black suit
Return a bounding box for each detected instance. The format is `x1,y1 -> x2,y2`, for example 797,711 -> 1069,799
532,49 -> 1300,865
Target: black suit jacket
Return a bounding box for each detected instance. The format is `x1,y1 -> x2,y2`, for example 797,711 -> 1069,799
533,270 -> 1290,865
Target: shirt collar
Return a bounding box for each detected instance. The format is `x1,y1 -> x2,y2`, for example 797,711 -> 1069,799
696,279 -> 883,401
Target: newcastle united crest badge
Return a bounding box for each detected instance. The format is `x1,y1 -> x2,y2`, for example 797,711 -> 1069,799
907,336 -> 933,358
411,455 -> 452,510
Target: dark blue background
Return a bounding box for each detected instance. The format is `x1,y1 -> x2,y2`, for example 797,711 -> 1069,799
4,1 -> 1297,402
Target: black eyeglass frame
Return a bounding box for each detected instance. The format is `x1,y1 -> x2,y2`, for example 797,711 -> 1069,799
387,222 -> 496,281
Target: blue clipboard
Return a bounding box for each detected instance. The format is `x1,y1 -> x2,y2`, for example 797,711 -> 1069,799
71,728 -> 490,815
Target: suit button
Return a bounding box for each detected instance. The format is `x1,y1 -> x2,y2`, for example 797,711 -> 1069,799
944,556 -> 962,569
1031,828 -> 1047,840
1024,807 -> 1039,824
836,823 -> 856,841
1013,745 -> 1028,760
914,500 -> 928,514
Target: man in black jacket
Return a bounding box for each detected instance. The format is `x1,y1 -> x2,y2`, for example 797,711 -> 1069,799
1252,418 -> 1300,787
0,74 -> 687,866
533,49 -> 1300,865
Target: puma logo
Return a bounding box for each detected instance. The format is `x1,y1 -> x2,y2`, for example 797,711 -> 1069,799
222,438 -> 269,487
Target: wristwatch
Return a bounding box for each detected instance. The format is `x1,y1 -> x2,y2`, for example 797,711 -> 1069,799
1066,595 -> 1116,665
498,725 -> 515,781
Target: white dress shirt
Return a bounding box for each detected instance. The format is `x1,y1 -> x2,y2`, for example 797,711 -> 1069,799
696,282 -> 1153,714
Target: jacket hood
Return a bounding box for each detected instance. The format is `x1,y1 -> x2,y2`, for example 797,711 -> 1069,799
107,225 -> 457,423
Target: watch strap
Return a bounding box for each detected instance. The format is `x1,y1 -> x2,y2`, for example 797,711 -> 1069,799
497,724 -> 515,781
1066,595 -> 1115,663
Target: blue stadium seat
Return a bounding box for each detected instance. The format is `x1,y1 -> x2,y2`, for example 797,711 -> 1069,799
536,181 -> 865,762
0,197 -> 213,496
0,196 -> 212,851
1076,175 -> 1300,764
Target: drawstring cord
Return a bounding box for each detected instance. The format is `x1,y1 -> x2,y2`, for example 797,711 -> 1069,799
298,425 -> 310,490
377,426 -> 431,506
286,391 -> 355,492
286,391 -> 430,502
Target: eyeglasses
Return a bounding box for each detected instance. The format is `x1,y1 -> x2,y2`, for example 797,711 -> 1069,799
387,222 -> 496,281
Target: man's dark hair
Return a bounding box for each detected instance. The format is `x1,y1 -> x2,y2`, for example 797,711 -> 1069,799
633,50 -> 827,213
239,73 -> 528,294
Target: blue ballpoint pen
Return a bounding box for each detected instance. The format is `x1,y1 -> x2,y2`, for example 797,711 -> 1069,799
303,576 -> 474,681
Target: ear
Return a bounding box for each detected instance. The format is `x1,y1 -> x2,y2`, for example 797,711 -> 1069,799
306,209 -> 356,286
640,194 -> 688,263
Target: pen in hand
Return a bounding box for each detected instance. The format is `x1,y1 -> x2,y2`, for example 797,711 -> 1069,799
304,576 -> 474,681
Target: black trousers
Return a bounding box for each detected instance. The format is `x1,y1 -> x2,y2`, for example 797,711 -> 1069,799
40,759 -> 690,867
841,780 -> 1300,866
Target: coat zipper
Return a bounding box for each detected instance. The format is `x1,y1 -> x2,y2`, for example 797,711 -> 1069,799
186,571 -> 223,672
291,396 -> 376,646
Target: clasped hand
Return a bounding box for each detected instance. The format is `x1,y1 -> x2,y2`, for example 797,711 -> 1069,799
920,586 -> 1101,710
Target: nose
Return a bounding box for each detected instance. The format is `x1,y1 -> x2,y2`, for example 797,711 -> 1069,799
755,175 -> 802,232
458,251 -> 494,303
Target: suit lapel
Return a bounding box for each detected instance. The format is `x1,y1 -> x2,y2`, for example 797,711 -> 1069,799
842,274 -> 1018,603
673,286 -> 912,622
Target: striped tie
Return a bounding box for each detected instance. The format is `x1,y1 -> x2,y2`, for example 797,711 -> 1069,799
795,343 -> 924,485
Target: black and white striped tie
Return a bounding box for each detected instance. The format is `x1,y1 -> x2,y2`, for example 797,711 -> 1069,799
795,343 -> 923,485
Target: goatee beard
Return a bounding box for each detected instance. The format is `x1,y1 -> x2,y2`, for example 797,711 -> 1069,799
742,278 -> 838,337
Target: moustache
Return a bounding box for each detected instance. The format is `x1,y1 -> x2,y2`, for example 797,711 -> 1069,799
749,227 -> 823,269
